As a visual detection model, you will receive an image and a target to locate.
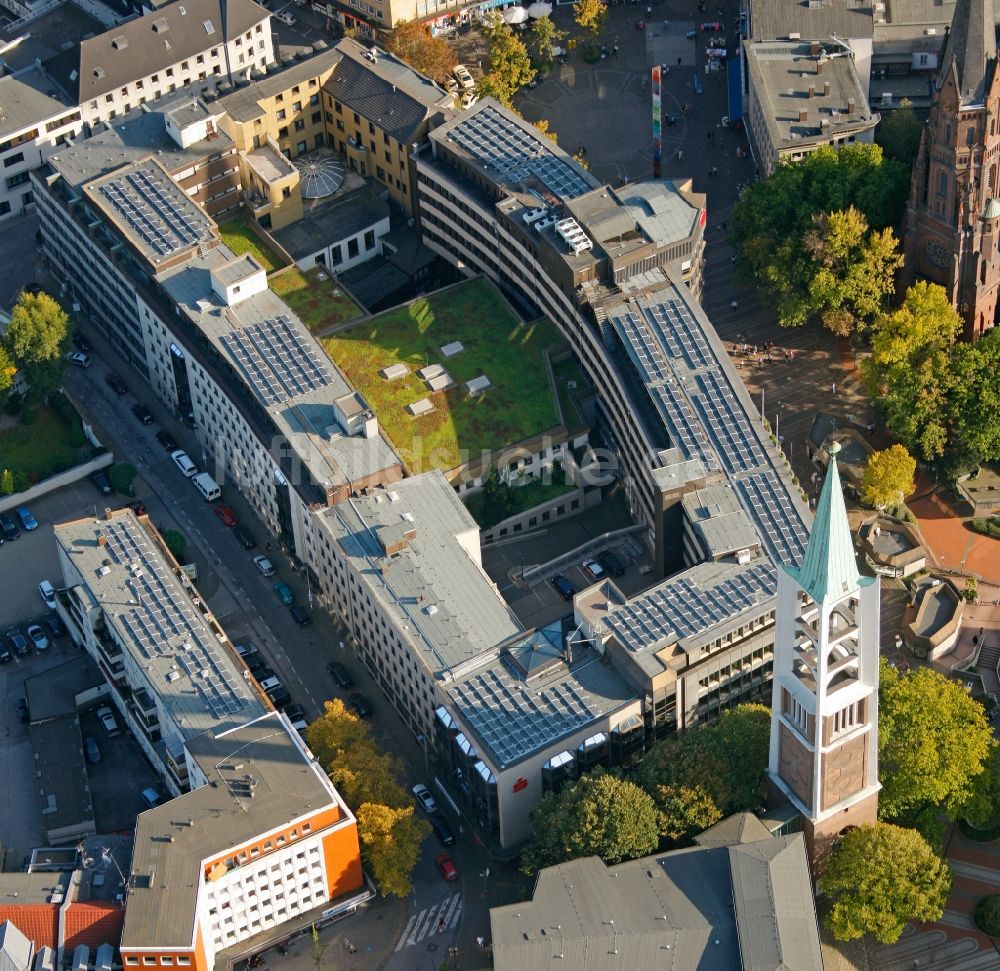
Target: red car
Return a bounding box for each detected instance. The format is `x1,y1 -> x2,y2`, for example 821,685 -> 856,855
700,20 -> 723,31
436,854 -> 458,882
214,504 -> 239,527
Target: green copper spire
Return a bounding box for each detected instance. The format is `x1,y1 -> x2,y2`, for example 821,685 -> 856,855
789,441 -> 872,604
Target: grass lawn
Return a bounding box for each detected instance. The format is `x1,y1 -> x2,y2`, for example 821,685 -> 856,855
465,479 -> 576,529
322,278 -> 565,473
218,217 -> 285,273
270,267 -> 362,331
551,353 -> 591,429
0,404 -> 90,484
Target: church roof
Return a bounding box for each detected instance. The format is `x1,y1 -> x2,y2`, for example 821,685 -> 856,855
938,0 -> 996,103
787,441 -> 872,604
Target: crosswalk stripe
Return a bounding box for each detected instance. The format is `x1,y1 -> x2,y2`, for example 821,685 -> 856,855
397,894 -> 463,949
441,894 -> 462,929
394,913 -> 420,952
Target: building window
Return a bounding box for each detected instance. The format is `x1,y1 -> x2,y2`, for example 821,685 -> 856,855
310,93 -> 320,106
348,238 -> 359,258
161,959 -> 174,966
293,101 -> 301,111
279,126 -> 288,138
276,109 -> 286,120
5,172 -> 29,190
125,960 -> 139,966
294,119 -> 305,131
364,230 -> 375,249
4,152 -> 24,167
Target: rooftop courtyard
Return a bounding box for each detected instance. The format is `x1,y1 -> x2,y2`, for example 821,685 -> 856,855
321,277 -> 566,474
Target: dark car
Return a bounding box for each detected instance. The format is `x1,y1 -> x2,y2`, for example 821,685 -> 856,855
267,686 -> 292,708
551,574 -> 575,601
71,331 -> 92,353
84,736 -> 102,764
430,814 -> 455,847
90,469 -> 113,495
105,372 -> 128,396
289,605 -> 311,627
15,698 -> 28,723
131,403 -> 153,425
283,703 -> 305,721
349,692 -> 372,718
45,614 -> 66,638
249,660 -> 274,680
599,551 -> 625,577
327,662 -> 354,689
128,500 -> 147,516
233,527 -> 256,549
6,628 -> 29,656
156,430 -> 178,452
0,514 -> 20,541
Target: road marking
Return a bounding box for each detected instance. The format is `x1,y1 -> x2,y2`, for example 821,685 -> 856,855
394,894 -> 462,951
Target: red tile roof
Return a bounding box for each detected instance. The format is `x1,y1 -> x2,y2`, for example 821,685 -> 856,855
64,903 -> 125,951
0,905 -> 59,949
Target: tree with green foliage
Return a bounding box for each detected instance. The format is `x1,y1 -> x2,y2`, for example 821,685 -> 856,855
877,100 -> 923,165
355,802 -> 428,898
821,823 -> 952,943
522,771 -> 660,872
533,117 -> 559,143
307,700 -> 430,896
0,344 -> 14,395
481,465 -> 515,522
387,20 -> 457,82
479,13 -> 535,107
573,0 -> 606,38
947,327 -> 1000,463
0,469 -> 13,495
860,444 -> 916,510
310,924 -> 327,971
653,783 -> 722,844
528,15 -> 564,68
4,291 -> 70,399
957,746 -> 1000,831
109,462 -> 137,497
161,529 -> 187,562
637,703 -> 771,817
732,144 -> 909,330
879,660 -> 995,821
861,281 -> 962,462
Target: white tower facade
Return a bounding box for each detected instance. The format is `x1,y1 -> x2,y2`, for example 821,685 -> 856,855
767,442 -> 881,871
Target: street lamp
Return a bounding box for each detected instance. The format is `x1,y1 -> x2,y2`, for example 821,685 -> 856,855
416,733 -> 430,778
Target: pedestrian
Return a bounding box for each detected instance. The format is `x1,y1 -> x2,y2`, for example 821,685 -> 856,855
477,936 -> 486,949
831,382 -> 837,395
266,541 -> 272,553
438,918 -> 446,934
677,56 -> 682,66
731,299 -> 738,311
613,43 -> 618,57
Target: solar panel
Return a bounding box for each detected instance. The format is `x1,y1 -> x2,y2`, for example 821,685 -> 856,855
694,372 -> 763,475
735,472 -> 809,566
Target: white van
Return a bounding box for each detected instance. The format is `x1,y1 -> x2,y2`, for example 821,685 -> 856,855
171,450 -> 198,477
192,472 -> 221,501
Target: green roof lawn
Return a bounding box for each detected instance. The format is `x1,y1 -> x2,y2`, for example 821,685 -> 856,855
270,267 -> 362,331
218,217 -> 286,273
0,404 -> 90,483
322,278 -> 565,473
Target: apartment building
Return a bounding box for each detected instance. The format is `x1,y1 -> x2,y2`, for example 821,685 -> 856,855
53,508 -> 270,794
120,713 -> 365,971
743,40 -> 878,177
44,0 -> 274,128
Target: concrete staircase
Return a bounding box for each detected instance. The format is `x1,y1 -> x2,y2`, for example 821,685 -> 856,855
976,641 -> 1000,696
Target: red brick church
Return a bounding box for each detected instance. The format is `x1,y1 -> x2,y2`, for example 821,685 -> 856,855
904,0 -> 1000,339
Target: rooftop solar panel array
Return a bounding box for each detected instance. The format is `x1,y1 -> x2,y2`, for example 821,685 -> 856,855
614,307 -> 672,382
694,371 -> 761,474
98,165 -> 212,258
642,298 -> 713,370
736,472 -> 809,566
448,106 -> 592,200
221,313 -> 335,407
101,518 -> 253,719
605,561 -> 778,652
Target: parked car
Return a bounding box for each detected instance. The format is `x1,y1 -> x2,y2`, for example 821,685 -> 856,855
128,500 -> 147,516
236,642 -> 259,661
436,854 -> 459,882
267,686 -> 292,707
84,736 -> 102,764
453,63 -> 475,89
582,559 -> 606,582
15,698 -> 28,722
171,450 -> 198,477
0,514 -> 19,541
412,783 -> 437,813
45,614 -> 66,639
460,90 -> 478,110
272,580 -> 294,605
38,579 -> 57,610
131,402 -> 153,425
599,551 -> 625,577
105,372 -> 128,396
156,430 -> 178,452
275,9 -> 296,24
140,787 -> 164,809
249,660 -> 273,680
233,527 -> 256,549
327,662 -> 354,689
253,554 -> 276,577
214,504 -> 239,527
15,506 -> 38,530
90,469 -> 113,495
66,350 -> 91,368
349,692 -> 372,719
97,705 -> 121,736
6,628 -> 29,656
290,604 -> 311,627
283,703 -> 305,721
72,332 -> 92,353
551,574 -> 575,601
430,814 -> 455,847
26,624 -> 49,651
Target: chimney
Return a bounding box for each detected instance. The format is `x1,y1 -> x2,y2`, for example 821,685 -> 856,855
848,98 -> 856,116
823,80 -> 830,97
816,57 -> 824,74
798,109 -> 808,122
810,41 -> 820,55
808,84 -> 815,98
97,533 -> 107,547
104,507 -> 114,521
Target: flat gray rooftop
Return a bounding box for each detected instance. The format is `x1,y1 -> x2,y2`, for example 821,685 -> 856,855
319,472 -> 521,675
682,482 -> 761,559
750,0 -> 873,41
28,716 -> 95,840
55,510 -> 267,739
0,66 -> 77,141
157,246 -> 399,488
24,656 -> 105,723
272,185 -> 389,262
123,712 -> 347,949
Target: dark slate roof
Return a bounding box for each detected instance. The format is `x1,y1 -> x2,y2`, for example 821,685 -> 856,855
693,810 -> 773,847
322,38 -> 453,144
939,0 -> 997,101
50,0 -> 269,103
490,820 -> 824,971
